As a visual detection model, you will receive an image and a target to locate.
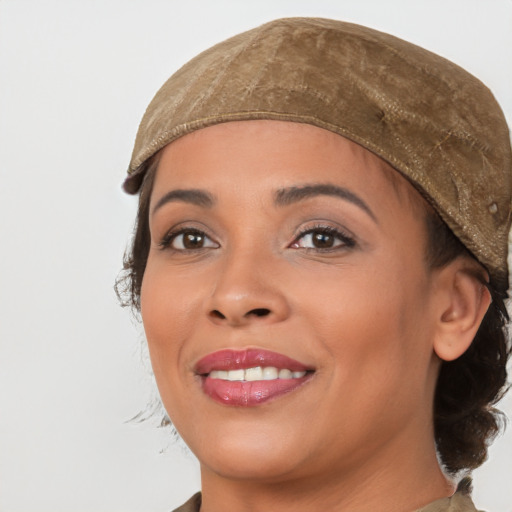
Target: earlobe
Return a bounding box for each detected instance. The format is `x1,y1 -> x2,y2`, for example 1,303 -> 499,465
433,260 -> 492,362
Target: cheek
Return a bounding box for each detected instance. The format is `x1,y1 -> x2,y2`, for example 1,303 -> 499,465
296,258 -> 433,380
140,260 -> 201,378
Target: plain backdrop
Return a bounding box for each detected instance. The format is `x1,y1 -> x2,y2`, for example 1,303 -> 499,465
0,1 -> 511,511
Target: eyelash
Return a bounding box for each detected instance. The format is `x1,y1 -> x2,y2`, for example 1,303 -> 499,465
159,227 -> 218,251
158,224 -> 356,253
290,224 -> 356,251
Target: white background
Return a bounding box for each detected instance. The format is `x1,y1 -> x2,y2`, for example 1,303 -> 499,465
0,1 -> 511,511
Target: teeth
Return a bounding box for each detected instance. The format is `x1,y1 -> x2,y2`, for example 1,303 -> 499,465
208,366 -> 307,381
262,367 -> 279,380
245,366 -> 263,381
278,368 -> 292,379
226,369 -> 245,381
209,370 -> 228,379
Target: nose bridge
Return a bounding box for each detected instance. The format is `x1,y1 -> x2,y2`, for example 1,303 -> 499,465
207,244 -> 289,325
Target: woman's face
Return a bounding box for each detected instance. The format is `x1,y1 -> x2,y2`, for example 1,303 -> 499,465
141,121 -> 443,483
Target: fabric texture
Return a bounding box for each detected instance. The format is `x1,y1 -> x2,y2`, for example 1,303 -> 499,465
172,492 -> 201,512
170,490 -> 481,512
124,17 -> 512,290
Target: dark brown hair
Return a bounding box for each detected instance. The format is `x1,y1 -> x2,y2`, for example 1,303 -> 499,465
116,158 -> 510,475
425,212 -> 510,473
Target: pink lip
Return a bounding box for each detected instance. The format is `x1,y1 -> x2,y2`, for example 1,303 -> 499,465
195,348 -> 311,374
195,349 -> 314,407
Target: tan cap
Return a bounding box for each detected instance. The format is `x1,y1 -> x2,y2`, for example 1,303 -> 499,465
124,17 -> 512,290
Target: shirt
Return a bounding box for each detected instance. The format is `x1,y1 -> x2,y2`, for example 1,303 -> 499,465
171,489 -> 480,512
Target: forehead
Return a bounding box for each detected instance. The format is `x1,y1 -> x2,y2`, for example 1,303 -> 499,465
151,120 -> 427,217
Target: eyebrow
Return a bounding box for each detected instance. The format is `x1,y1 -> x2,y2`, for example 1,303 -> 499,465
274,184 -> 377,222
152,189 -> 215,215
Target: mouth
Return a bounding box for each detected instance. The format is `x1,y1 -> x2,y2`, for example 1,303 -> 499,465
195,349 -> 315,407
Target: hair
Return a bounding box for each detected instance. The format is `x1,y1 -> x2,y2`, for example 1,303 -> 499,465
425,211 -> 510,474
116,153 -> 510,475
117,157 -> 159,314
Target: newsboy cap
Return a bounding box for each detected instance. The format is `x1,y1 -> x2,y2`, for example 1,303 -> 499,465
124,17 -> 512,290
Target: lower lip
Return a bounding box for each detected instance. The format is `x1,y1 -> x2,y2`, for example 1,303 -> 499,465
201,375 -> 312,407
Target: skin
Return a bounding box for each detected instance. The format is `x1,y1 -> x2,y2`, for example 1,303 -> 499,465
141,120 -> 489,512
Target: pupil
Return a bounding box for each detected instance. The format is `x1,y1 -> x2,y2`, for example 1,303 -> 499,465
184,232 -> 203,249
313,232 -> 334,248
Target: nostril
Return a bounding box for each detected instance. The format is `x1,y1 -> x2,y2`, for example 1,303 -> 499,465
208,307 -> 272,323
247,308 -> 271,317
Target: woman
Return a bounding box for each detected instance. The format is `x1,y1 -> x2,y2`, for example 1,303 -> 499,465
118,18 -> 511,511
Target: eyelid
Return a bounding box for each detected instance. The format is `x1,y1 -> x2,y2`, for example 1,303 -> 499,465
158,225 -> 219,251
290,223 -> 356,250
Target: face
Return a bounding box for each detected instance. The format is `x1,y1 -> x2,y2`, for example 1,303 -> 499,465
141,121 -> 443,484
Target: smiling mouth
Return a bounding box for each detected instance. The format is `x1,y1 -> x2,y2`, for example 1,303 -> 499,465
195,349 -> 315,407
208,367 -> 308,381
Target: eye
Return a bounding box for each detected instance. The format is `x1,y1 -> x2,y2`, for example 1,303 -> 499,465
160,228 -> 219,251
290,226 -> 355,250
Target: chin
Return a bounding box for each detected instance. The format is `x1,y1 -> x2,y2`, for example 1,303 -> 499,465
204,449 -> 304,482
181,422 -> 309,482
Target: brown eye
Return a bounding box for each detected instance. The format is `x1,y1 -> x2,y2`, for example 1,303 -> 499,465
167,229 -> 218,251
291,227 -> 355,251
181,232 -> 205,249
311,232 -> 335,248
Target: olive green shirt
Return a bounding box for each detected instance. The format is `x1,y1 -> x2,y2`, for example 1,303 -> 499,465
172,490 -> 480,512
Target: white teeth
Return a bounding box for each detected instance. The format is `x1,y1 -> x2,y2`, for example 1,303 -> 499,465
226,369 -> 245,381
208,366 -> 308,381
278,368 -> 292,379
245,366 -> 263,381
209,370 -> 228,379
262,367 -> 279,380
279,368 -> 293,379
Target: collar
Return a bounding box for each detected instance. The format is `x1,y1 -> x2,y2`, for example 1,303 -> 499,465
173,487 -> 480,512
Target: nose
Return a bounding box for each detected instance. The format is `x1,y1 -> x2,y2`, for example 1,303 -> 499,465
206,250 -> 290,327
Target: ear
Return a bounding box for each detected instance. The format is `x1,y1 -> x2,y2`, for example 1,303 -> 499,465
433,259 -> 492,362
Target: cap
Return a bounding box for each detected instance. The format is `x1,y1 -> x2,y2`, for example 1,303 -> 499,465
124,17 -> 512,290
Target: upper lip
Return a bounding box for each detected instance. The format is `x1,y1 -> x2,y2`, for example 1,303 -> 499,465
195,348 -> 313,375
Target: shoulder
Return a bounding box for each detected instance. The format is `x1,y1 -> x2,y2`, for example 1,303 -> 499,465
415,479 -> 483,512
171,492 -> 201,512
173,488 -> 485,512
